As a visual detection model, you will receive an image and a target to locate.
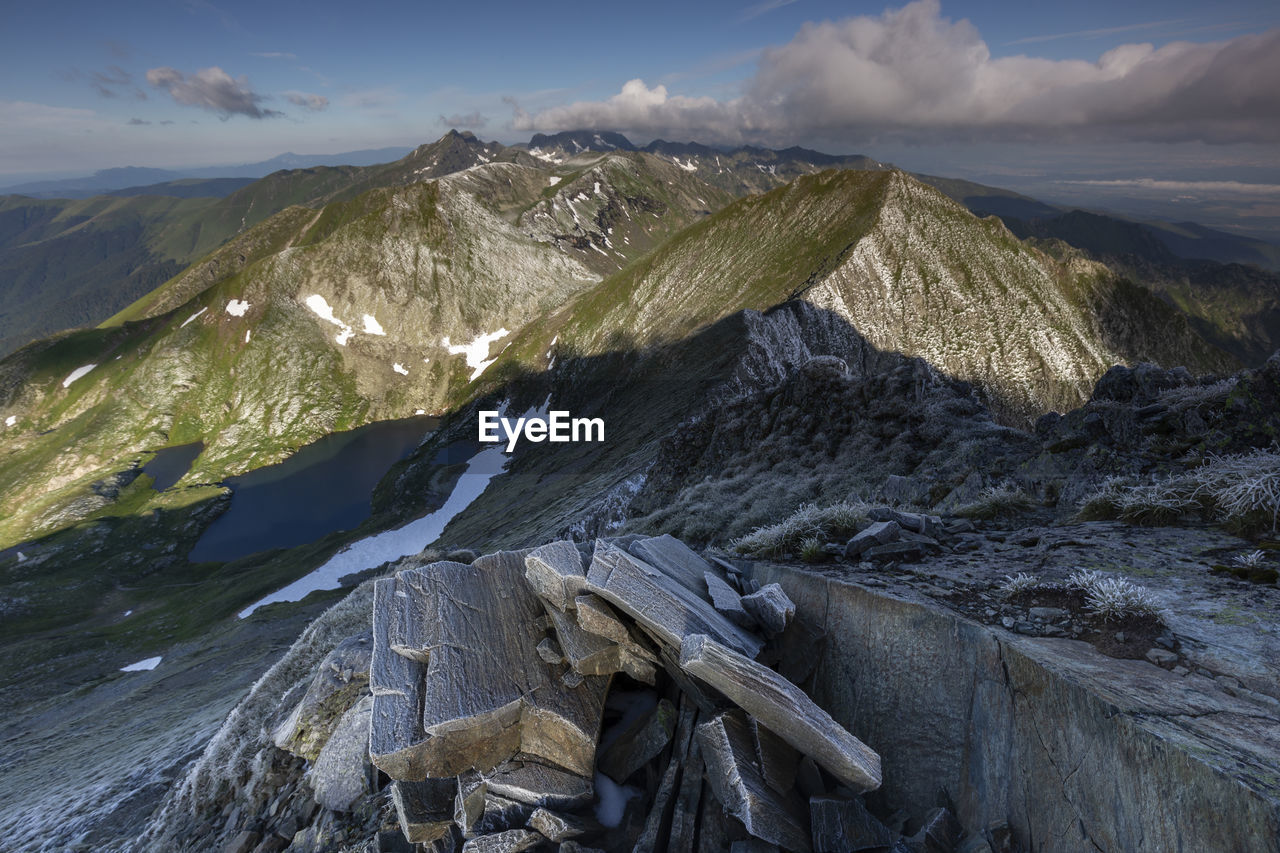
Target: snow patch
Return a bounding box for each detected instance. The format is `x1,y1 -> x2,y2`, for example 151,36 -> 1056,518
305,294 -> 356,346
673,157 -> 697,172
4,415 -> 14,427
244,330 -> 251,343
225,299 -> 250,317
179,307 -> 207,328
594,772 -> 641,827
548,176 -> 561,186
594,181 -> 601,195
414,409 -> 426,415
392,363 -> 409,376
122,609 -> 132,617
61,364 -> 98,388
238,446 -> 510,617
442,329 -> 510,381
362,314 -> 386,335
120,656 -> 162,672
15,551 -> 24,562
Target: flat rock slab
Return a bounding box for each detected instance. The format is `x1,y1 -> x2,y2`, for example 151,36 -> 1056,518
545,605 -> 657,685
392,778 -> 456,844
371,552 -> 608,779
705,571 -> 756,628
680,634 -> 881,793
481,759 -> 594,811
527,807 -> 585,842
844,521 -> 900,558
525,540 -> 590,611
741,584 -> 795,637
629,534 -> 723,600
587,540 -> 763,659
460,829 -> 543,853
696,710 -> 812,853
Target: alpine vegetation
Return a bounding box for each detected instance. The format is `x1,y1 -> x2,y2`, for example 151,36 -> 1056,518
731,499 -> 870,557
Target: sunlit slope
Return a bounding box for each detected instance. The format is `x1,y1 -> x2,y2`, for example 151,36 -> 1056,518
495,169 -> 1233,418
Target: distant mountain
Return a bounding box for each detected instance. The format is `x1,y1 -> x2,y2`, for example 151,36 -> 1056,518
0,147 -> 413,198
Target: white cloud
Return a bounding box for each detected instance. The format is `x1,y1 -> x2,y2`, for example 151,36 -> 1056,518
514,0 -> 1280,146
285,91 -> 329,111
147,66 -> 282,119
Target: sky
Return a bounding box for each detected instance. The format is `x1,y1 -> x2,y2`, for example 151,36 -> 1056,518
2,0 -> 1279,232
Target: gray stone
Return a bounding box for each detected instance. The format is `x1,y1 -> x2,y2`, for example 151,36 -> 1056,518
537,637 -> 564,665
632,751 -> 682,853
391,778 -> 455,843
1028,607 -> 1067,622
455,779 -> 533,839
741,584 -> 795,637
524,540 -> 590,611
310,694 -> 373,812
545,604 -> 656,684
680,634 -> 881,793
372,552 -> 609,780
587,540 -> 763,659
599,697 -> 677,783
223,830 -> 259,853
906,807 -> 961,852
527,807 -> 584,842
273,631 -> 373,761
705,571 -> 756,628
752,719 -> 800,795
629,533 -> 721,600
809,795 -> 892,852
482,760 -> 594,810
460,830 -> 543,853
844,521 -> 901,558
559,843 -> 606,853
1146,647 -> 1179,668
697,710 -> 813,853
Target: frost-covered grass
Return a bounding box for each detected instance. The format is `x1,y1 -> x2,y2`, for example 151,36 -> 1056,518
1077,448 -> 1280,533
999,572 -> 1040,597
955,483 -> 1036,520
799,536 -> 825,564
731,499 -> 870,557
1067,569 -> 1164,623
1233,550 -> 1267,569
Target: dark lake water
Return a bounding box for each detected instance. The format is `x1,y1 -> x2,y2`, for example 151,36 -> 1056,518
188,416 -> 436,563
143,442 -> 203,491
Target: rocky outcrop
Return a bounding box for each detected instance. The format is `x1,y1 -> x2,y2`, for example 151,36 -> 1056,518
362,535 -> 883,851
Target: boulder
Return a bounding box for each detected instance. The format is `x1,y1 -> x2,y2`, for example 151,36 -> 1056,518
705,571 -> 756,628
697,710 -> 813,853
740,584 -> 795,637
527,807 -> 585,841
587,541 -> 763,659
629,534 -> 721,600
370,553 -> 608,780
524,540 -> 590,611
844,521 -> 901,558
309,694 -> 374,812
273,631 -> 373,761
392,778 -> 456,843
679,634 -> 881,793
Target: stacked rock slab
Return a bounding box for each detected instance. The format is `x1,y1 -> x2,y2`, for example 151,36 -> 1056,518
368,535 -> 882,851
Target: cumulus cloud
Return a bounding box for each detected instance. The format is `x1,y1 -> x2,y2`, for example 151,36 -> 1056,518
285,91 -> 329,111
439,111 -> 488,129
146,66 -> 281,119
514,0 -> 1280,146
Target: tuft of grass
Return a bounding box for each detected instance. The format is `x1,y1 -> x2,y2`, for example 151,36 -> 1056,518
955,483 -> 1036,520
731,499 -> 870,558
1077,448 -> 1280,534
799,536 -> 825,564
1067,569 -> 1164,623
999,572 -> 1039,597
1233,549 -> 1267,569
1188,448 -> 1280,533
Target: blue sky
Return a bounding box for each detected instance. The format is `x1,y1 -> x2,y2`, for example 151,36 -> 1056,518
2,0 -> 1278,191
